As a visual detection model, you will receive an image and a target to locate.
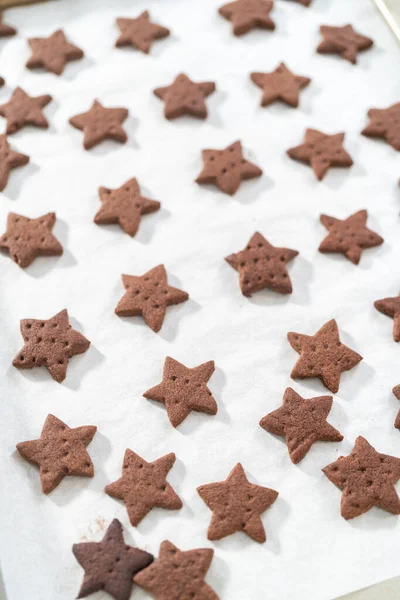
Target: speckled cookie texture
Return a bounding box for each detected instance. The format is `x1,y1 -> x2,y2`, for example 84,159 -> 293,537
323,436 -> 400,519
287,129 -> 353,180
225,231 -> 298,296
144,357 -> 217,427
134,541 -> 219,600
26,29 -> 84,75
374,294 -> 400,341
0,134 -> 29,192
317,25 -> 373,64
219,0 -> 275,36
362,103 -> 400,151
319,210 -> 383,265
287,319 -> 362,393
260,387 -> 343,464
392,386 -> 400,430
0,12 -> 16,37
116,11 -> 170,54
154,74 -> 216,119
196,140 -> 262,195
12,309 -> 90,383
16,414 -> 96,494
197,463 -> 278,543
73,519 -> 153,600
105,450 -> 182,526
69,100 -> 128,150
0,87 -> 52,134
251,62 -> 311,108
0,212 -> 63,268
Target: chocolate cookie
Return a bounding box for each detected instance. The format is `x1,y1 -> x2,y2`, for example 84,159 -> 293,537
317,25 -> 373,64
154,74 -> 216,119
116,11 -> 170,54
0,12 -> 16,37
69,100 -> 128,150
362,103 -> 400,151
392,386 -> 400,430
251,62 -> 311,108
0,87 -> 52,134
26,29 -> 84,75
374,293 -> 400,341
0,134 -> 29,192
219,0 -> 275,36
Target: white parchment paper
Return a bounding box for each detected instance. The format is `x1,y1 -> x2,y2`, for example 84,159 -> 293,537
1,0 -> 400,599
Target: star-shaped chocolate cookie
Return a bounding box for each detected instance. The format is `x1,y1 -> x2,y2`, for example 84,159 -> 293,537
26,29 -> 84,75
260,387 -> 343,464
219,0 -> 275,36
95,177 -> 160,237
115,265 -> 189,333
0,134 -> 29,192
144,357 -> 217,427
251,63 -> 311,108
374,293 -> 400,341
287,319 -> 362,393
116,11 -> 170,54
319,210 -> 383,265
323,436 -> 400,519
197,463 -> 278,543
13,309 -> 90,383
105,450 -> 182,526
73,519 -> 153,600
134,541 -> 218,600
0,12 -> 16,37
154,74 -> 216,120
69,100 -> 128,150
287,129 -> 353,180
225,231 -> 298,296
16,414 -> 96,494
392,386 -> 400,430
0,87 -> 52,134
317,25 -> 373,64
0,212 -> 63,268
362,103 -> 400,151
196,140 -> 262,195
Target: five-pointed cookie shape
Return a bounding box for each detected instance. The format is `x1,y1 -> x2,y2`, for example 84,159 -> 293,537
225,231 -> 298,296
17,414 -> 96,494
144,357 -> 217,427
13,309 -> 90,383
154,74 -> 216,120
323,436 -> 400,519
362,103 -> 400,151
69,100 -> 128,150
287,319 -> 362,393
115,265 -> 189,333
116,11 -> 170,54
287,129 -> 353,180
0,87 -> 52,134
260,387 -> 343,464
392,386 -> 400,430
251,63 -> 311,108
95,177 -> 160,237
0,12 -> 16,37
0,134 -> 29,192
0,212 -> 63,268
105,450 -> 182,526
134,541 -> 218,600
73,519 -> 153,600
196,140 -> 262,195
197,463 -> 278,543
26,29 -> 84,75
374,293 -> 400,342
219,0 -> 275,36
317,25 -> 373,64
319,210 -> 383,265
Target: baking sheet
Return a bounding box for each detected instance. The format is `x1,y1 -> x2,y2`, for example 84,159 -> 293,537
0,0 -> 400,599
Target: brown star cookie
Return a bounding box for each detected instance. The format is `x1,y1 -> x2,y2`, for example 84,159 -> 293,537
69,100 -> 128,150
105,450 -> 182,526
154,74 -> 216,120
196,140 -> 262,195
374,294 -> 400,342
362,103 -> 400,151
251,63 -> 311,108
73,519 -> 153,600
0,134 -> 29,192
144,357 -> 217,427
319,210 -> 383,265
116,11 -> 170,54
225,231 -> 298,296
115,265 -> 189,333
26,29 -> 84,75
323,436 -> 400,519
197,463 -> 278,543
134,541 -> 218,600
95,177 -> 160,237
16,414 -> 96,494
392,386 -> 400,430
287,129 -> 353,180
259,387 -> 343,464
317,25 -> 373,64
0,212 -> 63,268
219,0 -> 275,36
0,12 -> 16,37
0,87 -> 52,135
13,309 -> 90,383
287,319 -> 362,393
